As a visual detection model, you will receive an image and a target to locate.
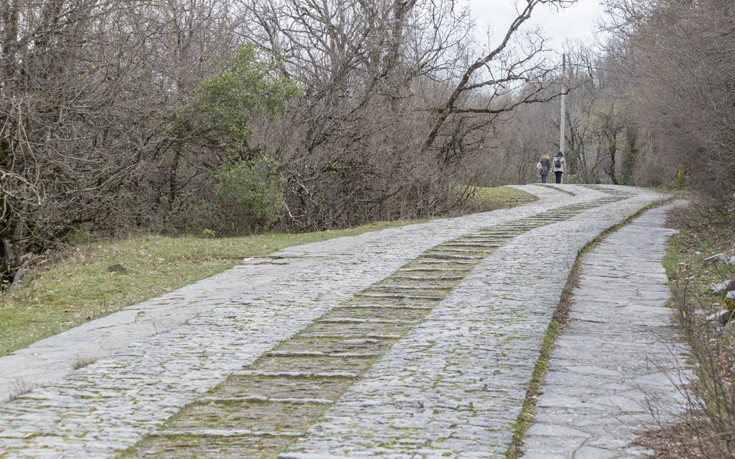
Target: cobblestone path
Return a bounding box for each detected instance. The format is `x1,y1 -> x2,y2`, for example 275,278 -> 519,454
521,202 -> 691,458
0,185 -> 674,458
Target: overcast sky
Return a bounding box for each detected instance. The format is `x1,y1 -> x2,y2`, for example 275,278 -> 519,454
466,0 -> 608,52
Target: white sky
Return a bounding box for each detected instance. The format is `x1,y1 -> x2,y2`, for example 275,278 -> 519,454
466,0 -> 607,52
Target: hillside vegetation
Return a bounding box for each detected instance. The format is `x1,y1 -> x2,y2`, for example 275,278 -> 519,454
3,0 -> 732,289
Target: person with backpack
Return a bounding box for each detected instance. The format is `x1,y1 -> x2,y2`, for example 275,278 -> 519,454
552,151 -> 566,184
537,152 -> 551,183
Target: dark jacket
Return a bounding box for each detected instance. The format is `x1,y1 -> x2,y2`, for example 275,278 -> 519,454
539,158 -> 551,175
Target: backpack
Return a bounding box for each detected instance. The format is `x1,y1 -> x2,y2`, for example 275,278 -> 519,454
554,158 -> 562,169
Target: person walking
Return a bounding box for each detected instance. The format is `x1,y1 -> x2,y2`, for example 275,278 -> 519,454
537,152 -> 551,184
552,151 -> 566,184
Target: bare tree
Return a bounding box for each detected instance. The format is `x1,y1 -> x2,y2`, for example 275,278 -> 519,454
1,1 -> 135,285
603,0 -> 735,196
0,0 -> 240,285
235,0 -> 478,229
419,0 -> 576,161
236,0 -> 580,229
0,0 -> 589,285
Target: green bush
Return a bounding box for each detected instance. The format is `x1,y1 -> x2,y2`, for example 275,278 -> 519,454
193,43 -> 302,152
213,158 -> 284,235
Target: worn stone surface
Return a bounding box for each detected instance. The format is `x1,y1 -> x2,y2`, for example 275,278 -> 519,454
0,185 -> 603,403
520,201 -> 693,459
279,187 -> 664,459
0,185 -> 687,458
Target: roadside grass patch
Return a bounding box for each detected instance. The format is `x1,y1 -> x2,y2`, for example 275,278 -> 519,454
0,222 -> 421,357
461,186 -> 537,214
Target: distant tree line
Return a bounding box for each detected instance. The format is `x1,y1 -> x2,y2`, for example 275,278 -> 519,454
603,0 -> 735,199
501,0 -> 735,197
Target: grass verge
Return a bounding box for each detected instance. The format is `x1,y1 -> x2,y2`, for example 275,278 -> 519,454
0,186 -> 536,357
0,222 -> 420,357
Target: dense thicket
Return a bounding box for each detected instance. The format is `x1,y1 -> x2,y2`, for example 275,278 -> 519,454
0,1 -> 242,287
1,0 -> 573,286
601,0 -> 735,195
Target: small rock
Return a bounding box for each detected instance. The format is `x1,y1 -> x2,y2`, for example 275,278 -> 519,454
691,308 -> 709,322
107,264 -> 127,274
706,309 -> 733,325
709,280 -> 735,295
730,256 -> 735,265
724,293 -> 735,312
704,253 -> 729,266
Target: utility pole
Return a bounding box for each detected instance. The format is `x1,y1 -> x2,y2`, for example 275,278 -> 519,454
559,53 -> 566,155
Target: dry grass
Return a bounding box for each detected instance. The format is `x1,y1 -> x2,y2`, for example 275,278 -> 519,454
636,422 -> 720,458
460,186 -> 537,214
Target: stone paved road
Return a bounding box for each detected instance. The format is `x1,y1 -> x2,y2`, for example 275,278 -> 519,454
521,201 -> 692,459
0,185 -> 687,458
